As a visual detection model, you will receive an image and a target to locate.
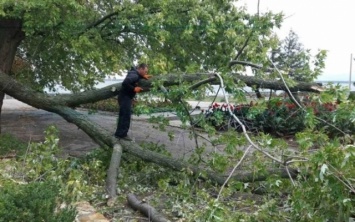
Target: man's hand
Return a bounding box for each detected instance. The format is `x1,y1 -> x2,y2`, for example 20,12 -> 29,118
134,87 -> 143,93
142,74 -> 152,80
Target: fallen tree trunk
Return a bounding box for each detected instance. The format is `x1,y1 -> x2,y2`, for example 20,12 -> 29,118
142,73 -> 324,93
127,193 -> 171,222
0,71 -> 323,111
51,105 -> 300,185
119,139 -> 298,184
0,69 -> 299,185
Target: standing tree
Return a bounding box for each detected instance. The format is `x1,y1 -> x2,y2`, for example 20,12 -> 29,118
271,30 -> 326,82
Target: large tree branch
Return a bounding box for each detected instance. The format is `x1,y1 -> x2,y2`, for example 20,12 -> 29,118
139,73 -> 323,93
0,70 -> 298,185
0,71 -> 322,111
81,12 -> 119,35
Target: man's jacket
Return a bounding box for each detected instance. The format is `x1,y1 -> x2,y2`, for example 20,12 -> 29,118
120,67 -> 143,99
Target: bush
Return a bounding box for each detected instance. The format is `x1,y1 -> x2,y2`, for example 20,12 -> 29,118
198,98 -> 353,137
19,126 -> 107,202
316,101 -> 355,137
0,181 -> 76,222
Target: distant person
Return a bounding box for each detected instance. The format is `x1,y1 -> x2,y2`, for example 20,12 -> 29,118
114,63 -> 151,141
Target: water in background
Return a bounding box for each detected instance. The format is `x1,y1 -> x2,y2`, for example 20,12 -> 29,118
317,81 -> 355,91
207,80 -> 354,96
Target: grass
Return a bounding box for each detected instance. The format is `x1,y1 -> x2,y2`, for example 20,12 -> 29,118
0,133 -> 27,157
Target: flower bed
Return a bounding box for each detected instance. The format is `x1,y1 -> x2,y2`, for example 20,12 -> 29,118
196,98 -> 349,137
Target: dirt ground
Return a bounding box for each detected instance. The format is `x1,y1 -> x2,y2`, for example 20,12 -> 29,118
1,99 -> 215,158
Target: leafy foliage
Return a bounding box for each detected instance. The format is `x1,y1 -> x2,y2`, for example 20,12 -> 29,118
0,121 -> 354,221
197,95 -> 353,138
15,126 -> 107,202
2,0 -> 283,92
0,181 -> 76,222
290,134 -> 355,221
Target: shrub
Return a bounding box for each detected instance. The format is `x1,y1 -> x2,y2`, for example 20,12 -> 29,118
0,181 -> 76,222
316,101 -> 355,137
251,99 -> 305,135
19,126 -> 107,201
198,98 -> 353,137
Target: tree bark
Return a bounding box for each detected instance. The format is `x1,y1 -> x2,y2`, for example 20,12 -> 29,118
127,193 -> 171,222
0,18 -> 25,134
138,73 -> 324,93
0,71 -> 323,111
0,92 -> 4,134
0,19 -> 24,73
106,143 -> 123,203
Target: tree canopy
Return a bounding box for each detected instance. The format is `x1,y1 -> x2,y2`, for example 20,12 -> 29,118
1,0 -> 284,91
1,0 -> 354,221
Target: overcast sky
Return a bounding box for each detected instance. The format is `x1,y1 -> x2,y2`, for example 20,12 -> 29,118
236,0 -> 355,81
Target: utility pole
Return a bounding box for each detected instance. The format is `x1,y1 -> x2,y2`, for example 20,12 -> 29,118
350,53 -> 353,90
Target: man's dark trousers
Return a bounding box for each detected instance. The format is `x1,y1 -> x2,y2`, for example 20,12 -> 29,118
115,94 -> 132,138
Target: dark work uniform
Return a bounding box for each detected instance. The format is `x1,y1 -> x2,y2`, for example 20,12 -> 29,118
114,67 -> 143,138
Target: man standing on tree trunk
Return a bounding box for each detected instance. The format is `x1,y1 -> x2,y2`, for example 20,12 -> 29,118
114,63 -> 151,141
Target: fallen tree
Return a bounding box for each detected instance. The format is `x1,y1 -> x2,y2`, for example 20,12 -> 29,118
2,2 -> 354,220
0,69 -> 301,192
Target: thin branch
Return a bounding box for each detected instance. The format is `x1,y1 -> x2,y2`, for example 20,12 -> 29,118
214,72 -> 282,164
180,99 -> 200,151
328,163 -> 355,193
217,145 -> 252,200
81,11 -> 119,35
229,34 -> 253,68
229,60 -> 273,72
285,165 -> 296,186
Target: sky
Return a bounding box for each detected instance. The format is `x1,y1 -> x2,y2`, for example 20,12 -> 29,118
236,0 -> 355,82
